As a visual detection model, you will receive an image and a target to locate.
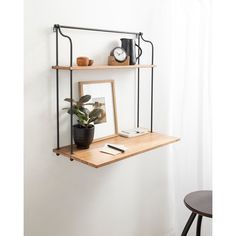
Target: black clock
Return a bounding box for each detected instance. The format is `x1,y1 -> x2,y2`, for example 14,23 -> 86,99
110,47 -> 127,63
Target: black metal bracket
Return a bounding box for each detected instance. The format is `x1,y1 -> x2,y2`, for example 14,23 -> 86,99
137,34 -> 141,128
140,34 -> 154,132
53,24 -> 59,32
55,25 -> 74,154
55,24 -> 140,36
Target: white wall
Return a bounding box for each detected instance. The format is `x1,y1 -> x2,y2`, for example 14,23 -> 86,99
24,0 -> 212,235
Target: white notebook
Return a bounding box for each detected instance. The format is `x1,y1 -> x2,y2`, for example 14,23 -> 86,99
100,143 -> 128,156
119,127 -> 149,138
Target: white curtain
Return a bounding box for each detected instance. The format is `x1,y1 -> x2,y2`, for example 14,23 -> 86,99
169,0 -> 212,235
150,0 -> 212,234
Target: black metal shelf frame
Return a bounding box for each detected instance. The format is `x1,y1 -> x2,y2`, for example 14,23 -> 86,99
53,24 -> 155,155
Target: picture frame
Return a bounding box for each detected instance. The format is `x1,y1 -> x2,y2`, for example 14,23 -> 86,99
79,80 -> 118,141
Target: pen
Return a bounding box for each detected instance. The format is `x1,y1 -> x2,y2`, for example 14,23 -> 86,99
122,130 -> 141,134
107,144 -> 125,153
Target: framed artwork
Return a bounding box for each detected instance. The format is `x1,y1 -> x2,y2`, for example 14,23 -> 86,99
79,80 -> 118,141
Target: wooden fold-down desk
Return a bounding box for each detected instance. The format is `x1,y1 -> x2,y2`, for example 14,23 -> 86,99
54,132 -> 180,168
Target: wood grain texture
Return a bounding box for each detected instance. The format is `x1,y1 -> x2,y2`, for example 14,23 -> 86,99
53,132 -> 180,168
52,64 -> 157,70
108,56 -> 130,66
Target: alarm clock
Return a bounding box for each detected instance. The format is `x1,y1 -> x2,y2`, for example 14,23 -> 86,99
110,47 -> 127,62
108,47 -> 129,65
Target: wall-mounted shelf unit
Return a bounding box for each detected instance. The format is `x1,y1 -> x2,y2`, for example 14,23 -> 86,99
52,24 -> 179,168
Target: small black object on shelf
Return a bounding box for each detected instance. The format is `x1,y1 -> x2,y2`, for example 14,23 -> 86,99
120,38 -> 142,65
73,124 -> 94,149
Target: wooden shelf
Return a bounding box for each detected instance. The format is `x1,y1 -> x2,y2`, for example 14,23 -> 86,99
52,64 -> 156,71
53,132 -> 180,168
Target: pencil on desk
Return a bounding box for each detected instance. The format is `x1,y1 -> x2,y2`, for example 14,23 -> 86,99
107,144 -> 125,153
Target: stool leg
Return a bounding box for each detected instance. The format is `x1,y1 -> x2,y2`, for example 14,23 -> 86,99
196,215 -> 203,236
181,212 -> 196,236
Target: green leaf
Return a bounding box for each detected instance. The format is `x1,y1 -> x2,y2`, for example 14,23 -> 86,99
88,116 -> 98,124
66,106 -> 77,115
74,109 -> 88,124
77,115 -> 86,124
64,98 -> 77,104
79,107 -> 90,117
89,108 -> 103,119
78,95 -> 91,106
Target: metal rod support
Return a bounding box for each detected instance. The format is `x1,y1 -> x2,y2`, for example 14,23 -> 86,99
57,26 -> 74,154
140,34 -> 154,132
56,27 -> 60,150
70,70 -> 73,154
137,34 -> 141,128
54,24 -> 140,36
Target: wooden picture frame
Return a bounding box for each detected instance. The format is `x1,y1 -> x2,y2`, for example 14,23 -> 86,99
79,80 -> 118,141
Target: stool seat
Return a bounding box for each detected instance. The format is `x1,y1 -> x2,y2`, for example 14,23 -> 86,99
181,190 -> 212,236
184,190 -> 212,218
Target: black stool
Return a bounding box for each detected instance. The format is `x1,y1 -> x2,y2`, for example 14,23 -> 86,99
181,190 -> 212,236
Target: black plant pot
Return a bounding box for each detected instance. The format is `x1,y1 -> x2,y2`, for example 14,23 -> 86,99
73,124 -> 95,149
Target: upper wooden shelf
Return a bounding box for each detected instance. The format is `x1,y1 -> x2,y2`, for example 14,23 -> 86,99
53,132 -> 180,168
52,64 -> 156,71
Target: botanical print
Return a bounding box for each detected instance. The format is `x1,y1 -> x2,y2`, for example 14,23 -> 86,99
91,97 -> 107,124
79,80 -> 117,140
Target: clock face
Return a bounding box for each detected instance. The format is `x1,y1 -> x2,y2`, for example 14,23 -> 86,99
113,47 -> 127,62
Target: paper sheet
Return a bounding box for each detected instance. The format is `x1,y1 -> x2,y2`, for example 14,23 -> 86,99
100,143 -> 128,156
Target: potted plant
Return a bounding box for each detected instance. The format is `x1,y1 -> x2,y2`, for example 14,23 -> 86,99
64,95 -> 103,149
